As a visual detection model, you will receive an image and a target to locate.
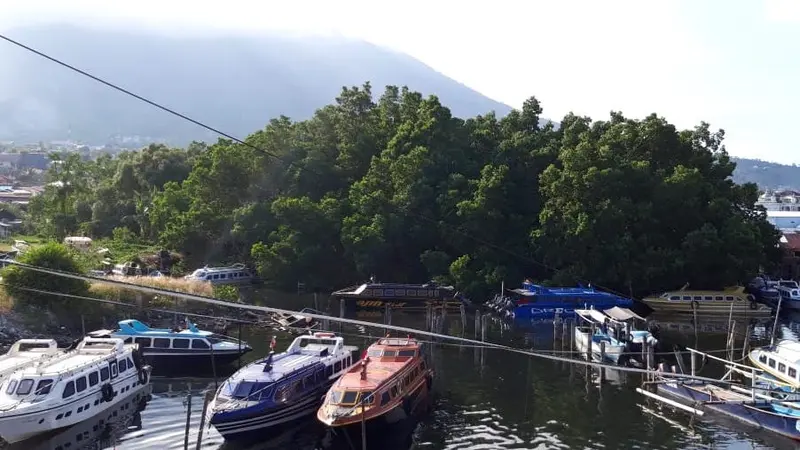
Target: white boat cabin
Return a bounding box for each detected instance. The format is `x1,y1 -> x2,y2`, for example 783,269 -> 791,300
0,338 -> 148,444
0,339 -> 61,379
750,340 -> 800,388
185,263 -> 254,285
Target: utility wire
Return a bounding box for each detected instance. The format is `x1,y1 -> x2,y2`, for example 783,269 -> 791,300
0,260 -> 769,386
0,32 -> 632,300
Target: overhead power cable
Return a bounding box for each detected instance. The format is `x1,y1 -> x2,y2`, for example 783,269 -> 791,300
0,32 -> 631,299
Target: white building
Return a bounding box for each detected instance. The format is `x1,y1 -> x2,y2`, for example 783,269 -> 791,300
758,190 -> 800,212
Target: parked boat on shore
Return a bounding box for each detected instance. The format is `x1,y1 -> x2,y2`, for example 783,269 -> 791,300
641,285 -> 772,315
88,318 -> 251,371
184,263 -> 257,285
0,339 -> 61,380
207,332 -> 358,440
488,280 -> 634,320
0,337 -> 152,444
316,335 -> 433,432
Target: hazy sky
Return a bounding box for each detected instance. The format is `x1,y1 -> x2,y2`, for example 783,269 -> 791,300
1,0 -> 798,164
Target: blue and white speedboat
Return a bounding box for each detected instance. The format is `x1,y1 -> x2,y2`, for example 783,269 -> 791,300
207,332 -> 358,440
489,280 -> 634,320
88,318 -> 251,371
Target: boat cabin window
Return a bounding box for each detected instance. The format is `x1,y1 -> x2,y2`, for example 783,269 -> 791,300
334,361 -> 342,372
340,391 -> 358,405
390,385 -> 399,398
135,338 -> 151,348
62,381 -> 75,399
330,390 -> 342,404
123,337 -> 133,344
153,338 -> 170,348
362,391 -> 374,404
398,350 -> 416,357
759,354 -> 768,363
274,381 -> 299,402
16,379 -> 33,396
192,340 -> 210,349
725,296 -> 735,301
173,339 -> 190,349
779,363 -> 787,373
111,361 -> 118,378
769,358 -> 776,368
303,375 -> 313,389
89,372 -> 99,386
669,296 -> 680,301
5,380 -> 17,395
119,359 -> 128,372
790,367 -> 797,378
692,296 -> 702,301
703,296 -> 713,301
100,367 -> 110,381
76,376 -> 87,392
715,296 -> 724,301
35,379 -> 53,395
367,349 -> 381,358
383,350 -> 398,357
326,365 -> 334,377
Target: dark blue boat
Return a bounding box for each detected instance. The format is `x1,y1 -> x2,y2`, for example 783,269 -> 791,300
487,281 -> 634,320
657,381 -> 800,440
207,333 -> 358,440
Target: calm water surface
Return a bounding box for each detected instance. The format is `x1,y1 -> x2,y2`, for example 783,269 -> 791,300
11,293 -> 800,450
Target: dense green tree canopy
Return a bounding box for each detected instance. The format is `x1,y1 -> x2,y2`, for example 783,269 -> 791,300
26,84 -> 781,298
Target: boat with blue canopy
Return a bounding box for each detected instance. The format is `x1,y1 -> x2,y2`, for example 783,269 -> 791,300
88,318 -> 251,371
207,332 -> 358,440
488,280 -> 634,320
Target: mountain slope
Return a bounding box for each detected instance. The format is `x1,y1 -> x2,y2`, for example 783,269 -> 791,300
0,24 -> 513,144
732,157 -> 800,190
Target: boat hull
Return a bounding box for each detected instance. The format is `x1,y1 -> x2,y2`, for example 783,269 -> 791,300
143,349 -> 248,373
658,381 -> 800,440
642,298 -> 772,315
512,302 -> 632,320
209,388 -> 329,440
0,367 -> 152,444
344,297 -> 463,311
573,328 -> 624,363
318,372 -> 432,429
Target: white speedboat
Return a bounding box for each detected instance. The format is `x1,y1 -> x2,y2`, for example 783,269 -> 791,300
0,339 -> 61,380
0,337 -> 152,444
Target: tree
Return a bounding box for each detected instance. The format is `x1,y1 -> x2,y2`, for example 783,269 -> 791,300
2,243 -> 91,317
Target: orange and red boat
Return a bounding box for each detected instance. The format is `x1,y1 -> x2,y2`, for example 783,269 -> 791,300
316,335 -> 433,428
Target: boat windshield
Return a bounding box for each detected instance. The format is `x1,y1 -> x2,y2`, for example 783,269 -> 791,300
189,269 -> 206,278
223,381 -> 273,400
330,390 -> 360,405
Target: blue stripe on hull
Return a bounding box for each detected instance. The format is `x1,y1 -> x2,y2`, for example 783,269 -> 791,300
659,383 -> 800,440
210,389 -> 327,439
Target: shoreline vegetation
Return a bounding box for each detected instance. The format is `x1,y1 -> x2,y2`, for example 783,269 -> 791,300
0,82 -> 781,323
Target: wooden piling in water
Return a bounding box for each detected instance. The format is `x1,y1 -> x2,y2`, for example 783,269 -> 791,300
599,341 -> 606,382
587,324 -> 595,361
195,391 -> 211,450
184,393 -> 193,450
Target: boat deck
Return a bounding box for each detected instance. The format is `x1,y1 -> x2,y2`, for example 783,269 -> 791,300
0,356 -> 37,372
698,384 -> 750,402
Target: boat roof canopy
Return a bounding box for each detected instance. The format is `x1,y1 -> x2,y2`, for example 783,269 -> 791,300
604,307 -> 645,322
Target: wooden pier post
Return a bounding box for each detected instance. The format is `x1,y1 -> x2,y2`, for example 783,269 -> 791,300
481,315 -> 487,342
313,292 -> 319,311
183,392 -> 193,450
474,311 -> 480,339
195,391 -> 211,450
460,303 -> 467,331
646,343 -> 655,371
690,350 -> 696,377
742,324 -> 753,360
339,298 -> 345,332
599,341 -> 606,383
587,324 -> 595,361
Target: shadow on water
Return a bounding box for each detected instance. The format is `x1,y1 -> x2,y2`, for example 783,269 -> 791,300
7,290 -> 800,449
